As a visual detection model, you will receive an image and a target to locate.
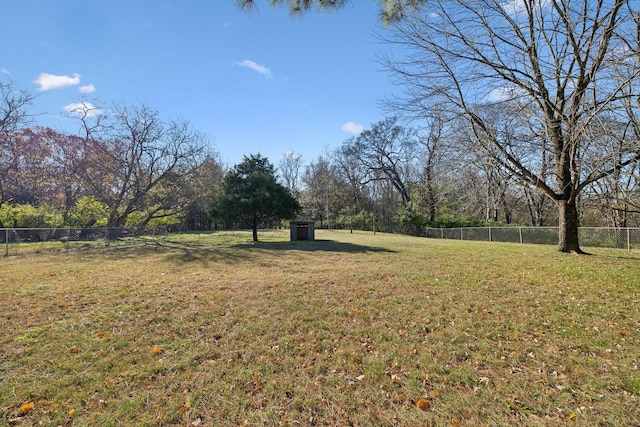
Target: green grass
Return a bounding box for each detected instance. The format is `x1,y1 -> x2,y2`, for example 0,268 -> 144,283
1,230 -> 639,426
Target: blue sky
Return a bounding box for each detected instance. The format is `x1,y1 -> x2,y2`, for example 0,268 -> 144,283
1,1 -> 394,166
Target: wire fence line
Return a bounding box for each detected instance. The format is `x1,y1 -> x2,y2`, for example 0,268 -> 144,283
2,226 -> 639,257
425,226 -> 640,252
1,226 -> 168,257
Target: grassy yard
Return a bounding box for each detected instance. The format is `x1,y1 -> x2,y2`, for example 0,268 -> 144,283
1,230 -> 638,426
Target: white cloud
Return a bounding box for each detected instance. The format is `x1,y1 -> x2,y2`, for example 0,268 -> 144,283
485,86 -> 513,102
64,102 -> 102,118
501,0 -> 526,15
79,84 -> 95,94
34,72 -> 81,91
341,121 -> 365,135
484,84 -> 530,103
236,60 -> 272,78
1,67 -> 9,75
501,0 -> 550,16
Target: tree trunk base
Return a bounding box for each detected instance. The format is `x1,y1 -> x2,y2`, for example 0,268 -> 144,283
556,246 -> 591,255
556,200 -> 586,254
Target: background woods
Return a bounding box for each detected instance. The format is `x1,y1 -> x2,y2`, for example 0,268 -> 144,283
2,0 -> 639,251
1,76 -> 639,237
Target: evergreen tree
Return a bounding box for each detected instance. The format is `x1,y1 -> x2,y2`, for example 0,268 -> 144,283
210,154 -> 301,241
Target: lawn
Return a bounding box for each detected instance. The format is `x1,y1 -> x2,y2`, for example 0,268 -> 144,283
1,230 -> 638,426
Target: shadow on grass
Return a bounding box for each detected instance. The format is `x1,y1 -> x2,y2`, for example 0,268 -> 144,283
234,239 -> 396,253
93,238 -> 394,263
93,240 -> 235,263
588,251 -> 640,261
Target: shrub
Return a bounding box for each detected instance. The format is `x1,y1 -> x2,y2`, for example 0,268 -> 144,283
66,196 -> 109,227
0,203 -> 64,228
394,208 -> 428,236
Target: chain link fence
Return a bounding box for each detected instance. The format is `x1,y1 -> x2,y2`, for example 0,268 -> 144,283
425,226 -> 640,252
4,226 -> 638,256
1,226 -> 168,257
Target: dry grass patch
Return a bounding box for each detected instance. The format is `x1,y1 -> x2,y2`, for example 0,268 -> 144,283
1,230 -> 639,426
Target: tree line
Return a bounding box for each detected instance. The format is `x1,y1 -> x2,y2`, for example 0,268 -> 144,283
248,0 -> 640,253
2,0 -> 639,254
0,89 -> 223,230
1,76 -> 638,244
284,113 -> 640,234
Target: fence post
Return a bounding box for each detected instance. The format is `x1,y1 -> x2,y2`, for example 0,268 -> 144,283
4,229 -> 8,257
628,227 -> 631,254
519,227 -> 523,244
66,227 -> 70,252
488,227 -> 492,242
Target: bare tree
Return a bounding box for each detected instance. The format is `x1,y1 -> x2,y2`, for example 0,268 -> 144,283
586,10 -> 640,227
278,150 -> 304,196
301,155 -> 346,228
76,102 -> 210,227
0,78 -> 35,205
182,156 -> 225,230
383,0 -> 639,253
0,78 -> 34,135
332,143 -> 373,230
341,117 -> 417,207
583,116 -> 640,227
414,108 -> 454,222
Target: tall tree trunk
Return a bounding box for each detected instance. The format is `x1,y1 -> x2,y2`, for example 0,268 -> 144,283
425,162 -> 437,222
556,199 -> 584,253
252,214 -> 258,242
427,183 -> 436,223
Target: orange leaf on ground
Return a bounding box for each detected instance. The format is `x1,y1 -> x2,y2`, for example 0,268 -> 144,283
416,398 -> 431,411
20,402 -> 35,413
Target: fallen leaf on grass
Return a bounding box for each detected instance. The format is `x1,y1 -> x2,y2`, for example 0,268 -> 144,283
416,398 -> 431,411
19,402 -> 35,414
253,372 -> 262,390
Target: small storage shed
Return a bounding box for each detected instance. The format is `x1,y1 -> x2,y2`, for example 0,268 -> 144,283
290,221 -> 315,241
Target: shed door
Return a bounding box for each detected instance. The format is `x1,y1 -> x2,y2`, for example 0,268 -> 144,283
296,224 -> 309,240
